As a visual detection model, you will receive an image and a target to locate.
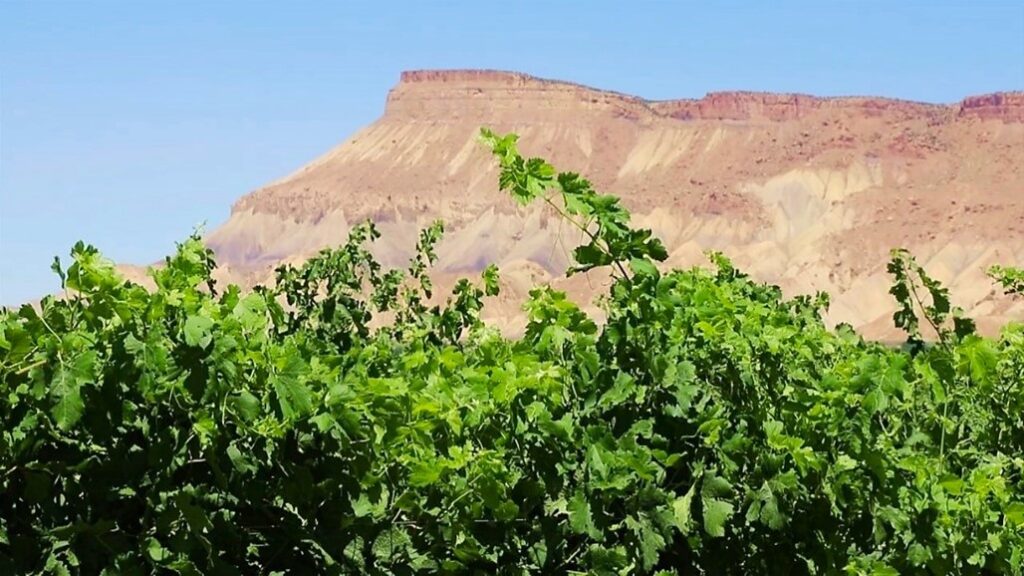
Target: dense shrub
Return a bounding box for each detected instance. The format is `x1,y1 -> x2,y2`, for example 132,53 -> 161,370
1,131 -> 1022,574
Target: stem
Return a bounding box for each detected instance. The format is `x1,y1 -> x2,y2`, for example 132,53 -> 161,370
15,358 -> 47,376
559,542 -> 586,570
939,400 -> 950,459
540,195 -> 631,281
902,261 -> 956,458
904,262 -> 950,353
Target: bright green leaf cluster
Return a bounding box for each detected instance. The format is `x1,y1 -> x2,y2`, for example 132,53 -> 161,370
990,265 -> 1024,296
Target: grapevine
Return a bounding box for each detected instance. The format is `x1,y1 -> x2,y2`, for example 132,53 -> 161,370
0,131 -> 1022,574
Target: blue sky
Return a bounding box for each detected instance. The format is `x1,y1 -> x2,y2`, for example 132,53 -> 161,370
1,1 -> 1022,304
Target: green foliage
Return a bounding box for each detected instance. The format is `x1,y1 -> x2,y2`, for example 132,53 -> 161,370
480,128 -> 667,280
989,265 -> 1024,296
1,132 -> 1022,575
888,248 -> 977,348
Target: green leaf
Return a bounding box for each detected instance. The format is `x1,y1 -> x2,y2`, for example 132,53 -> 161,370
761,498 -> 784,530
908,542 -> 932,565
671,481 -> 698,534
52,374 -> 84,431
231,390 -> 260,422
701,474 -> 732,499
44,553 -> 71,576
372,527 -> 412,564
272,353 -> 311,419
482,264 -> 500,297
587,444 -> 609,479
1005,502 -> 1024,527
408,462 -> 441,487
146,537 -> 172,563
627,514 -> 666,570
51,351 -> 96,430
702,499 -> 734,538
183,314 -> 214,348
351,487 -> 388,520
232,293 -> 267,330
572,243 -> 611,272
646,238 -> 668,261
958,335 -> 999,385
629,258 -> 659,278
227,443 -> 257,475
568,492 -> 602,540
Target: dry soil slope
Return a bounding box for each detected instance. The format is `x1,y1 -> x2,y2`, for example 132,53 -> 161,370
206,70 -> 1024,339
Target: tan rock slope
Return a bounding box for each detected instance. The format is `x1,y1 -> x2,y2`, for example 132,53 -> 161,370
205,70 -> 1024,339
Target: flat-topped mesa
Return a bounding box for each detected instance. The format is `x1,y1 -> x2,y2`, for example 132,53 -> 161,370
385,69 -> 657,122
958,92 -> 1024,122
388,70 -> 1024,124
651,92 -> 949,122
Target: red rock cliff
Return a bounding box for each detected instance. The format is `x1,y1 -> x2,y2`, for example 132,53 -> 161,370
390,70 -> 1022,124
958,92 -> 1024,121
651,92 -> 947,122
386,69 -> 656,122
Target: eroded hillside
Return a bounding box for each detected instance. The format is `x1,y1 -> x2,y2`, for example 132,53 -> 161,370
204,70 -> 1024,339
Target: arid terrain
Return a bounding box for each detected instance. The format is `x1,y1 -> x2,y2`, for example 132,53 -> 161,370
183,70 -> 1024,339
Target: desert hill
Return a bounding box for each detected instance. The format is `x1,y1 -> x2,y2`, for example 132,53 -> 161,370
203,70 -> 1024,339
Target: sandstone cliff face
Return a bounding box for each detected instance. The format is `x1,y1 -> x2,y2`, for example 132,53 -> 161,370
207,70 -> 1024,340
959,92 -> 1024,121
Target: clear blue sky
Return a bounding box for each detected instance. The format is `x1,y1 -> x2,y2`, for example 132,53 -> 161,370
2,1 -> 1022,305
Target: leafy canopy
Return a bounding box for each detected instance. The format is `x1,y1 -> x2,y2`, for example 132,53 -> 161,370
0,130 -> 1022,575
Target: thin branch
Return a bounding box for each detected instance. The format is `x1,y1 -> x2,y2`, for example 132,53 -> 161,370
540,194 -> 631,281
